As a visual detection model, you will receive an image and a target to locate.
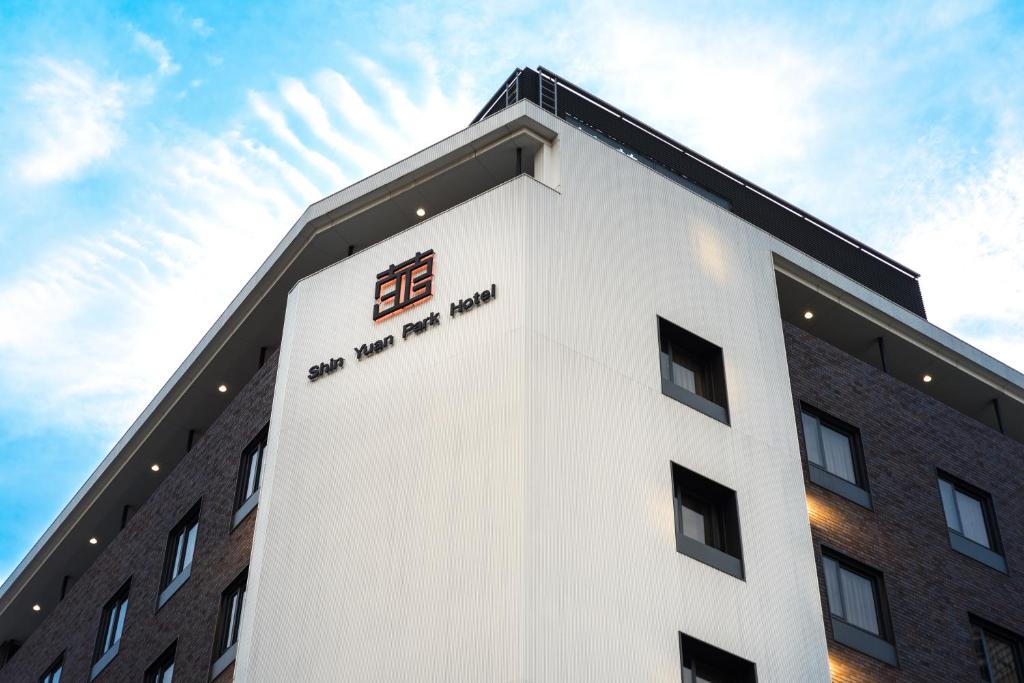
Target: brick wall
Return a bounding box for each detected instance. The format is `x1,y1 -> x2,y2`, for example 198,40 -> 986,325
0,351 -> 277,683
784,322 -> 1024,682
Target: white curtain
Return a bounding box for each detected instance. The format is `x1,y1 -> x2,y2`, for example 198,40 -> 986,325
802,413 -> 824,467
955,491 -> 990,548
938,479 -> 961,532
821,425 -> 856,483
839,569 -> 880,635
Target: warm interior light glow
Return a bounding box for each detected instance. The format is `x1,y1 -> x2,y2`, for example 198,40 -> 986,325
89,537 -> 98,545
803,310 -> 814,320
218,384 -> 228,393
32,604 -> 41,612
923,374 -> 933,383
416,207 -> 426,217
151,464 -> 160,472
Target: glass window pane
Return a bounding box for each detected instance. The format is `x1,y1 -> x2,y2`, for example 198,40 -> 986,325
823,557 -> 844,619
939,479 -> 961,533
182,523 -> 198,569
838,568 -> 880,635
681,499 -> 706,545
162,661 -> 173,683
113,599 -> 128,643
801,413 -> 824,467
955,491 -> 990,548
986,632 -> 1020,683
672,359 -> 697,394
821,426 -> 857,483
245,451 -> 260,499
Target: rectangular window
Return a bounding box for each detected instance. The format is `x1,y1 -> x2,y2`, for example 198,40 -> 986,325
672,464 -> 743,579
659,318 -> 729,424
91,580 -> 130,679
821,549 -> 896,665
800,406 -> 871,508
159,502 -> 201,607
145,641 -> 175,683
40,654 -> 63,683
679,633 -> 756,682
937,472 -> 1006,573
211,568 -> 248,680
233,427 -> 268,527
972,618 -> 1023,683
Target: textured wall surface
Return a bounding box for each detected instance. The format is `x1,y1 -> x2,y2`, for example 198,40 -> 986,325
785,322 -> 1024,682
0,352 -> 277,683
238,115 -> 831,682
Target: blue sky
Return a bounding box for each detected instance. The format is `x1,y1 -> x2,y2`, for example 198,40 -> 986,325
1,0 -> 1023,581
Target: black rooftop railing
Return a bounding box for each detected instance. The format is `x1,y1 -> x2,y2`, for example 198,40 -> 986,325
473,67 -> 926,317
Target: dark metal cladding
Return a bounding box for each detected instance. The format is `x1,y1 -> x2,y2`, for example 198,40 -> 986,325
474,67 -> 927,318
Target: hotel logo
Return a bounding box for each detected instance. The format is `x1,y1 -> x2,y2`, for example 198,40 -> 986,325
373,249 -> 435,322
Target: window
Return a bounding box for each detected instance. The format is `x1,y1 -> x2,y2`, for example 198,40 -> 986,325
972,618 -> 1023,683
91,580 -> 130,679
679,633 -> 756,683
672,464 -> 743,579
821,550 -> 896,665
800,406 -> 871,508
40,654 -> 63,683
159,502 -> 201,607
659,318 -> 729,424
145,642 -> 175,683
233,427 -> 268,527
937,472 -> 1006,573
211,568 -> 248,680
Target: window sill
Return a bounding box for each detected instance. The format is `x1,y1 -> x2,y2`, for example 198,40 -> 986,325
949,531 -> 1007,573
677,534 -> 744,580
809,466 -> 872,509
832,620 -> 897,666
232,492 -> 259,529
157,565 -> 192,610
661,379 -> 729,425
210,644 -> 237,681
90,642 -> 119,680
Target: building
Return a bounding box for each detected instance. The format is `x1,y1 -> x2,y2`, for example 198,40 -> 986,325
0,66 -> 1021,682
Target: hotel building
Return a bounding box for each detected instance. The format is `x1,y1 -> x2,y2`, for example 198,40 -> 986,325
0,67 -> 1021,682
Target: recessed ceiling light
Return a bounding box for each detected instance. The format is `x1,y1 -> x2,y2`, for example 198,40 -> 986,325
416,207 -> 426,217
803,311 -> 814,320
32,604 -> 40,612
923,374 -> 933,383
151,464 -> 160,472
218,384 -> 228,393
89,537 -> 98,545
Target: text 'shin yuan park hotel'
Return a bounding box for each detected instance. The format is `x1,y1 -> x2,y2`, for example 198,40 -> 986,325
2,66 -> 1023,683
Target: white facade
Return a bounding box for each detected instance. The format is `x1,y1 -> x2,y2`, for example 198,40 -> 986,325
237,112 -> 831,681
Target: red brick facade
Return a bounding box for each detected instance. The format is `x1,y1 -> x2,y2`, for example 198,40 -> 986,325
785,322 -> 1024,682
0,352 -> 276,683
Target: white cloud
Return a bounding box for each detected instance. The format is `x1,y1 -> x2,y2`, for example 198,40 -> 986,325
133,29 -> 180,76
191,17 -> 213,38
893,133 -> 1024,371
17,59 -> 128,183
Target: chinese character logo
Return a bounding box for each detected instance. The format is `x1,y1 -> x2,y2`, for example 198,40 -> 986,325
373,249 -> 435,322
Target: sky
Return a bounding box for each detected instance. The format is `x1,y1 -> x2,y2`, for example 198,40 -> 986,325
0,0 -> 1022,581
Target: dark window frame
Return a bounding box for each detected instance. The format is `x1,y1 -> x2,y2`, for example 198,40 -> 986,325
679,632 -> 757,682
144,641 -> 176,683
232,426 -> 269,528
91,579 -> 131,680
936,470 -> 1007,573
158,500 -> 202,608
211,567 -> 248,680
671,463 -> 744,580
820,547 -> 897,666
39,652 -> 64,683
658,317 -> 729,425
799,403 -> 872,508
970,615 -> 1024,683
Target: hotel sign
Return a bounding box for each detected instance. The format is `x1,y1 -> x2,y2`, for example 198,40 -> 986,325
307,249 -> 497,382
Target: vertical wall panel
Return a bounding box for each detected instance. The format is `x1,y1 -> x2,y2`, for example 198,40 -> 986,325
237,117 -> 830,682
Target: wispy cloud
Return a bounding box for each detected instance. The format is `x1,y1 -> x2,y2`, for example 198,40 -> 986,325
133,29 -> 180,76
190,17 -> 213,38
17,59 -> 128,183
